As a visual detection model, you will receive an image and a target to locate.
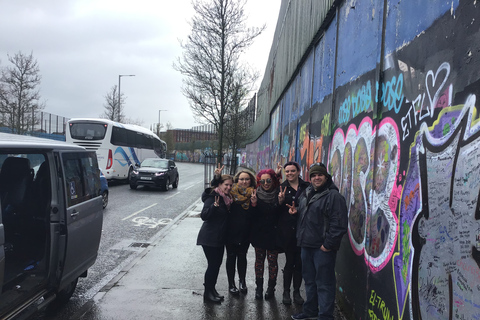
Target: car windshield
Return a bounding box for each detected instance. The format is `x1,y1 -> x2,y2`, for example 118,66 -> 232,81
141,159 -> 168,169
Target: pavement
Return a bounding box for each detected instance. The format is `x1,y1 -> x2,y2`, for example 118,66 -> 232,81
72,198 -> 347,320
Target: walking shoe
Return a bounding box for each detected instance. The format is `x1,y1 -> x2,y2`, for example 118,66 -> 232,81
291,312 -> 317,320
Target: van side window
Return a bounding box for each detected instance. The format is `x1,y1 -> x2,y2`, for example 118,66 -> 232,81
62,152 -> 101,207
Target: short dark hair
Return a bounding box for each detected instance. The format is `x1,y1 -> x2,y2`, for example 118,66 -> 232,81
283,161 -> 300,171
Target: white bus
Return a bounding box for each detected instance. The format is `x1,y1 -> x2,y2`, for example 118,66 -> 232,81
65,118 -> 167,181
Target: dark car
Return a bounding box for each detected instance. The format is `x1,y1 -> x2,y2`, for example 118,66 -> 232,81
100,169 -> 108,209
129,158 -> 179,191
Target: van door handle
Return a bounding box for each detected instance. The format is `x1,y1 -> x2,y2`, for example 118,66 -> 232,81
71,210 -> 79,218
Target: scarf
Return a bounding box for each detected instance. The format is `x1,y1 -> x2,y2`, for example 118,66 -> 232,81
230,184 -> 254,210
214,187 -> 233,208
256,186 -> 278,204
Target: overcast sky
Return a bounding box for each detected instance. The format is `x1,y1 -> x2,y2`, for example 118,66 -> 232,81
0,0 -> 280,130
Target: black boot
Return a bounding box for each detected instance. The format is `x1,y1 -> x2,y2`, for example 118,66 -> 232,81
213,288 -> 224,300
229,284 -> 239,295
282,289 -> 292,304
255,278 -> 263,300
204,288 -> 222,303
283,268 -> 293,304
264,279 -> 276,300
239,279 -> 248,294
292,268 -> 304,305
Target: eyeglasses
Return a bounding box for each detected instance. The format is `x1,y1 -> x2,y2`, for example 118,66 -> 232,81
309,162 -> 326,169
259,178 -> 272,184
238,178 -> 250,181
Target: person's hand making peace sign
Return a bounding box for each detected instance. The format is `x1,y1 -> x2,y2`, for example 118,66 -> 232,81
286,201 -> 297,215
278,186 -> 286,204
214,163 -> 224,177
251,189 -> 257,207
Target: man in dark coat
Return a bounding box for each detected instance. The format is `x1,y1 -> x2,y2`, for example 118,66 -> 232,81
289,163 -> 348,320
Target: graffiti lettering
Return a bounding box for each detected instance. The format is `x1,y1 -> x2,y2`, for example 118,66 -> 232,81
321,113 -> 330,136
369,290 -> 394,320
339,97 -> 351,125
377,74 -> 404,114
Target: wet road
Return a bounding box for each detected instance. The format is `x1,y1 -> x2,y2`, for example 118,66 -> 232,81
32,162 -> 205,319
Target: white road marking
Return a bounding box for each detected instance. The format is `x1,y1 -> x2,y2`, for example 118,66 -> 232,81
122,203 -> 158,221
165,192 -> 180,199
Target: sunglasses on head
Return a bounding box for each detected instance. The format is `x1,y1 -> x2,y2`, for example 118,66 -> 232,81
259,178 -> 272,184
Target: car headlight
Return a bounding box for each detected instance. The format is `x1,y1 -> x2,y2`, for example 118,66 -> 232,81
132,170 -> 139,175
155,172 -> 165,176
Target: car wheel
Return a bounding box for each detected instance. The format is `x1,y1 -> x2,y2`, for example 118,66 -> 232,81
172,175 -> 179,188
130,183 -> 137,190
102,191 -> 108,209
127,167 -> 133,183
164,177 -> 170,191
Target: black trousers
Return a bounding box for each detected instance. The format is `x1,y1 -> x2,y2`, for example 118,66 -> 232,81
225,242 -> 249,284
202,245 -> 224,290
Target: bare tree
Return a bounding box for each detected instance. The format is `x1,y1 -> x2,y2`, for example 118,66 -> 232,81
224,82 -> 252,173
174,0 -> 264,163
0,51 -> 44,134
101,85 -> 126,122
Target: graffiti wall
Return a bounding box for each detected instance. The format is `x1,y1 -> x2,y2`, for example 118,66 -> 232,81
245,0 -> 480,319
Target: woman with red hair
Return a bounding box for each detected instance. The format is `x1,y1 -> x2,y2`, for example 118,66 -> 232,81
250,167 -> 282,300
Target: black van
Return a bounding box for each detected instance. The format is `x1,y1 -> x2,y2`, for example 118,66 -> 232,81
0,133 -> 103,319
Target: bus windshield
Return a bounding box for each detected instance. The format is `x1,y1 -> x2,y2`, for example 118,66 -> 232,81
69,123 -> 107,140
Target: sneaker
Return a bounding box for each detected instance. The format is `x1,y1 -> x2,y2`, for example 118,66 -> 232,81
291,312 -> 317,320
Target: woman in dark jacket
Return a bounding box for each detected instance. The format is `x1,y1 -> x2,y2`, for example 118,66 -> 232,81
250,168 -> 281,300
196,174 -> 233,303
278,161 -> 309,305
225,169 -> 256,295
212,165 -> 257,295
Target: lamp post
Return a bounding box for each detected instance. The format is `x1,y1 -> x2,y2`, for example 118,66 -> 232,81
157,109 -> 167,135
118,74 -> 135,122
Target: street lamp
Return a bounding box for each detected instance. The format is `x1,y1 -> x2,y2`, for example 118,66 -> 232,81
118,74 -> 135,122
157,109 -> 167,135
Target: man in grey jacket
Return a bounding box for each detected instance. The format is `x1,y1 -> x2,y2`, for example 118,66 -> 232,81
288,163 -> 348,320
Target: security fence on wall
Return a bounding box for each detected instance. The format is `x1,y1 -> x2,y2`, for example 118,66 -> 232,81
0,111 -> 68,141
246,1 -> 480,320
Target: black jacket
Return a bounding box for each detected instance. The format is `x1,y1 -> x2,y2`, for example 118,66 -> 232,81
226,201 -> 253,245
196,188 -> 229,247
296,180 -> 348,251
250,190 -> 281,251
277,178 -> 309,252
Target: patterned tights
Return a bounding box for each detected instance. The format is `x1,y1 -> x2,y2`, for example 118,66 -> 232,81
254,247 -> 278,280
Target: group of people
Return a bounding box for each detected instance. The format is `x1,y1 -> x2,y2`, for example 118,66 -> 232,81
196,161 -> 348,320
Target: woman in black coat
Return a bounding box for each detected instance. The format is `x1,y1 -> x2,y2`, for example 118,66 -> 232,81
225,169 -> 256,295
196,174 -> 233,303
212,165 -> 257,295
250,168 -> 281,300
278,161 -> 309,305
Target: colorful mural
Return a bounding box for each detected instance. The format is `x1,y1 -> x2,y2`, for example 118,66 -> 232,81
245,1 -> 480,319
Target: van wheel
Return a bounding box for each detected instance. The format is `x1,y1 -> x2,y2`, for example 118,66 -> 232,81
172,175 -> 179,188
164,177 -> 170,191
55,277 -> 78,305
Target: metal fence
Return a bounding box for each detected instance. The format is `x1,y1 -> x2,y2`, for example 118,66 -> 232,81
203,154 -> 238,188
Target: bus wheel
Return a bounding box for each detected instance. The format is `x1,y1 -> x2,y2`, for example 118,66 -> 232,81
164,177 -> 170,191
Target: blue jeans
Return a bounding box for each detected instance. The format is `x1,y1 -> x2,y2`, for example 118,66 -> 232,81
301,247 -> 337,319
